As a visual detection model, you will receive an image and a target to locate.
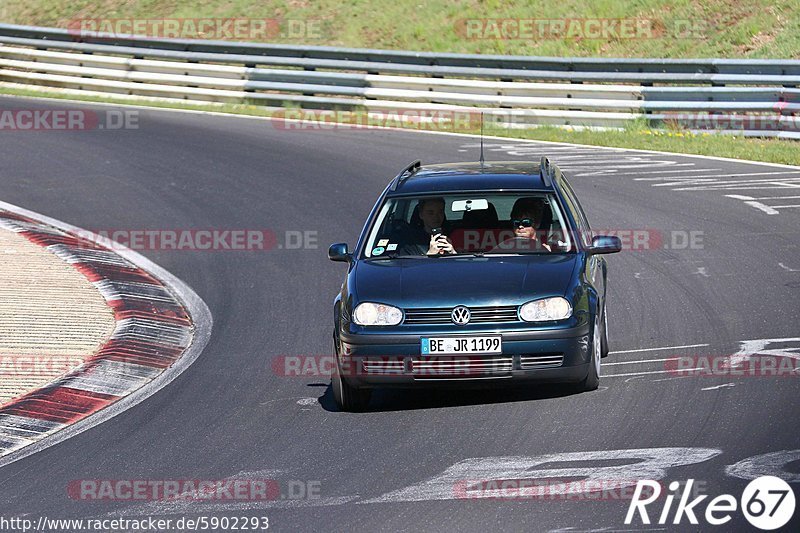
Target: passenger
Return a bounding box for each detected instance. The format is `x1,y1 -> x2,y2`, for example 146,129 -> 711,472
404,197 -> 456,255
506,197 -> 551,252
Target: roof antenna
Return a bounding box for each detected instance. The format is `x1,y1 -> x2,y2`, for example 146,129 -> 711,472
479,112 -> 485,168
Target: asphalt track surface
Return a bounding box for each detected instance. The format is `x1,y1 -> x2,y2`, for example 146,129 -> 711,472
0,96 -> 798,532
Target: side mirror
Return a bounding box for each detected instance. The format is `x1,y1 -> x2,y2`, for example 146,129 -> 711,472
328,243 -> 352,262
588,235 -> 622,254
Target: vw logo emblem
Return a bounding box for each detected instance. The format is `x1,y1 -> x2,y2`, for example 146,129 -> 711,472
451,305 -> 471,325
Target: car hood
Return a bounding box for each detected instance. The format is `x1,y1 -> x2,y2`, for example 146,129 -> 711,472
353,254 -> 577,308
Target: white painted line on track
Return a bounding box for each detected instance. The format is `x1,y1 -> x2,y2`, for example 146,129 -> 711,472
701,383 -> 735,391
742,201 -> 780,215
604,358 -> 681,366
0,200 -> 213,470
609,343 -> 709,355
557,159 -> 683,166
575,165 -> 710,177
565,162 -> 691,171
655,171 -> 800,180
530,153 -> 625,159
737,195 -> 800,200
626,168 -> 722,177
649,174 -> 800,188
565,162 -> 800,203
547,526 -> 667,533
361,448 -> 722,504
726,194 -> 800,201
604,370 -> 674,378
704,186 -> 800,195
673,180 -> 800,191
675,177 -> 800,186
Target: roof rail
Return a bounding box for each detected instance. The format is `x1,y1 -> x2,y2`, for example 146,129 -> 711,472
390,160 -> 422,191
539,156 -> 553,187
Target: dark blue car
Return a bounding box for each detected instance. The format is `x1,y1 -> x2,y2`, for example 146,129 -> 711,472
328,158 -> 621,411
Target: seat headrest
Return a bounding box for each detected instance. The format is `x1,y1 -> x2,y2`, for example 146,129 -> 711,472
460,202 -> 499,228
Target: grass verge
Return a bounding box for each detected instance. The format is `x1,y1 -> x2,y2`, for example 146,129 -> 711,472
1,0 -> 799,58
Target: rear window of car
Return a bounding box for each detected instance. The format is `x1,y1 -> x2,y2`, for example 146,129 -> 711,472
362,193 -> 574,258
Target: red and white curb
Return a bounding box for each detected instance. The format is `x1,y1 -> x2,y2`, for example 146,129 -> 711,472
0,201 -> 212,468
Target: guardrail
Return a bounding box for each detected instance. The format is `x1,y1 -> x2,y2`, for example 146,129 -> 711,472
1,23 -> 798,138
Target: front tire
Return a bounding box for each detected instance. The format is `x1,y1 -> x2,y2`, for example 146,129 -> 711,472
332,338 -> 371,412
600,303 -> 609,358
579,318 -> 602,392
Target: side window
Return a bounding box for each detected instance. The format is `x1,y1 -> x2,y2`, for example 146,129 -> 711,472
560,181 -> 592,247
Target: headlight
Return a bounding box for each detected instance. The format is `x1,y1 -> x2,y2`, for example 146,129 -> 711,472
353,302 -> 403,326
519,297 -> 572,322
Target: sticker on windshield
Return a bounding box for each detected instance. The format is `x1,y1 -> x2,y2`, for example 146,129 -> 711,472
378,239 -> 389,247
372,246 -> 385,256
387,243 -> 398,251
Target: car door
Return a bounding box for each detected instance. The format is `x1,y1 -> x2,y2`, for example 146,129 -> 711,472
559,179 -> 607,313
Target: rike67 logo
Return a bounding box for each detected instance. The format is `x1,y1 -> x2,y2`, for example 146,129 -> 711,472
626,476 -> 795,530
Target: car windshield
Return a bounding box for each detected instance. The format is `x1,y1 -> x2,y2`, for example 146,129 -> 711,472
362,193 -> 575,258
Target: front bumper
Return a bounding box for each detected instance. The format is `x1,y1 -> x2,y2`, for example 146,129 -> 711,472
338,323 -> 591,388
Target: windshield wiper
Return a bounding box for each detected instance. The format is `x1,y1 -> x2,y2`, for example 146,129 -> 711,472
364,254 -> 423,261
366,251 -> 487,260
447,252 -> 485,257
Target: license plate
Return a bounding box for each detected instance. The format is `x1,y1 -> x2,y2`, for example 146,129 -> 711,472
421,336 -> 502,355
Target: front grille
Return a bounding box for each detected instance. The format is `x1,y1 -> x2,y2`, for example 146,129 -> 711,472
520,354 -> 564,369
412,355 -> 513,378
403,305 -> 519,325
361,354 -> 564,377
362,358 -> 405,374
